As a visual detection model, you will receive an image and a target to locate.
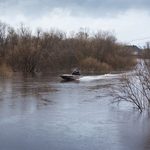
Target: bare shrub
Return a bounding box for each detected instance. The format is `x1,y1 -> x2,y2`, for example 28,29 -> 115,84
113,57 -> 150,112
0,63 -> 13,77
80,57 -> 112,73
80,57 -> 100,71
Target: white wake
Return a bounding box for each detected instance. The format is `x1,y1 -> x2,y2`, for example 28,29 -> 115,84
79,73 -> 122,82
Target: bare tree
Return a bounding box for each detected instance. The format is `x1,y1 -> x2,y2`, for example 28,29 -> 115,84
0,20 -> 137,74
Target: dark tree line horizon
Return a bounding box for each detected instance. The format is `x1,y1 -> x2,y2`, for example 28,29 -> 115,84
0,21 -> 137,75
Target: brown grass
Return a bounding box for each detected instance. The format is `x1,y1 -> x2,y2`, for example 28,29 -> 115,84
0,63 -> 13,77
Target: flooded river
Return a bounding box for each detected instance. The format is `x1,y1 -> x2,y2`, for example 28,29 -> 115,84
0,73 -> 150,150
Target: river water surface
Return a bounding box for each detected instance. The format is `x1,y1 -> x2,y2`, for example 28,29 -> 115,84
0,73 -> 150,150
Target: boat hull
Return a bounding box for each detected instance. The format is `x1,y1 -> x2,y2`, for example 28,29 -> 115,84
60,74 -> 79,81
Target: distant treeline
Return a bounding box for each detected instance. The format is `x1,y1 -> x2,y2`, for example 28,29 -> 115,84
0,21 -> 136,74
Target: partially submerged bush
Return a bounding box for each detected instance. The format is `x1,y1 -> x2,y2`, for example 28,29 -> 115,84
113,58 -> 150,112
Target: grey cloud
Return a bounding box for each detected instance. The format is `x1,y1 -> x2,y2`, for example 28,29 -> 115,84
0,0 -> 150,17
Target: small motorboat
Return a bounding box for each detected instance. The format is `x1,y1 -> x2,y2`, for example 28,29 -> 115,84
60,69 -> 80,81
60,74 -> 80,81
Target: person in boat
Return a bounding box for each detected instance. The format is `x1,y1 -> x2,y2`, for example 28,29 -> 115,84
72,68 -> 80,75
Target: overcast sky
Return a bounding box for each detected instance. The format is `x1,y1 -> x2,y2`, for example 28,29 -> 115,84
0,0 -> 150,46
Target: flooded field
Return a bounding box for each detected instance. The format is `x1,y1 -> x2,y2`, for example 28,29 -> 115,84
0,73 -> 150,150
